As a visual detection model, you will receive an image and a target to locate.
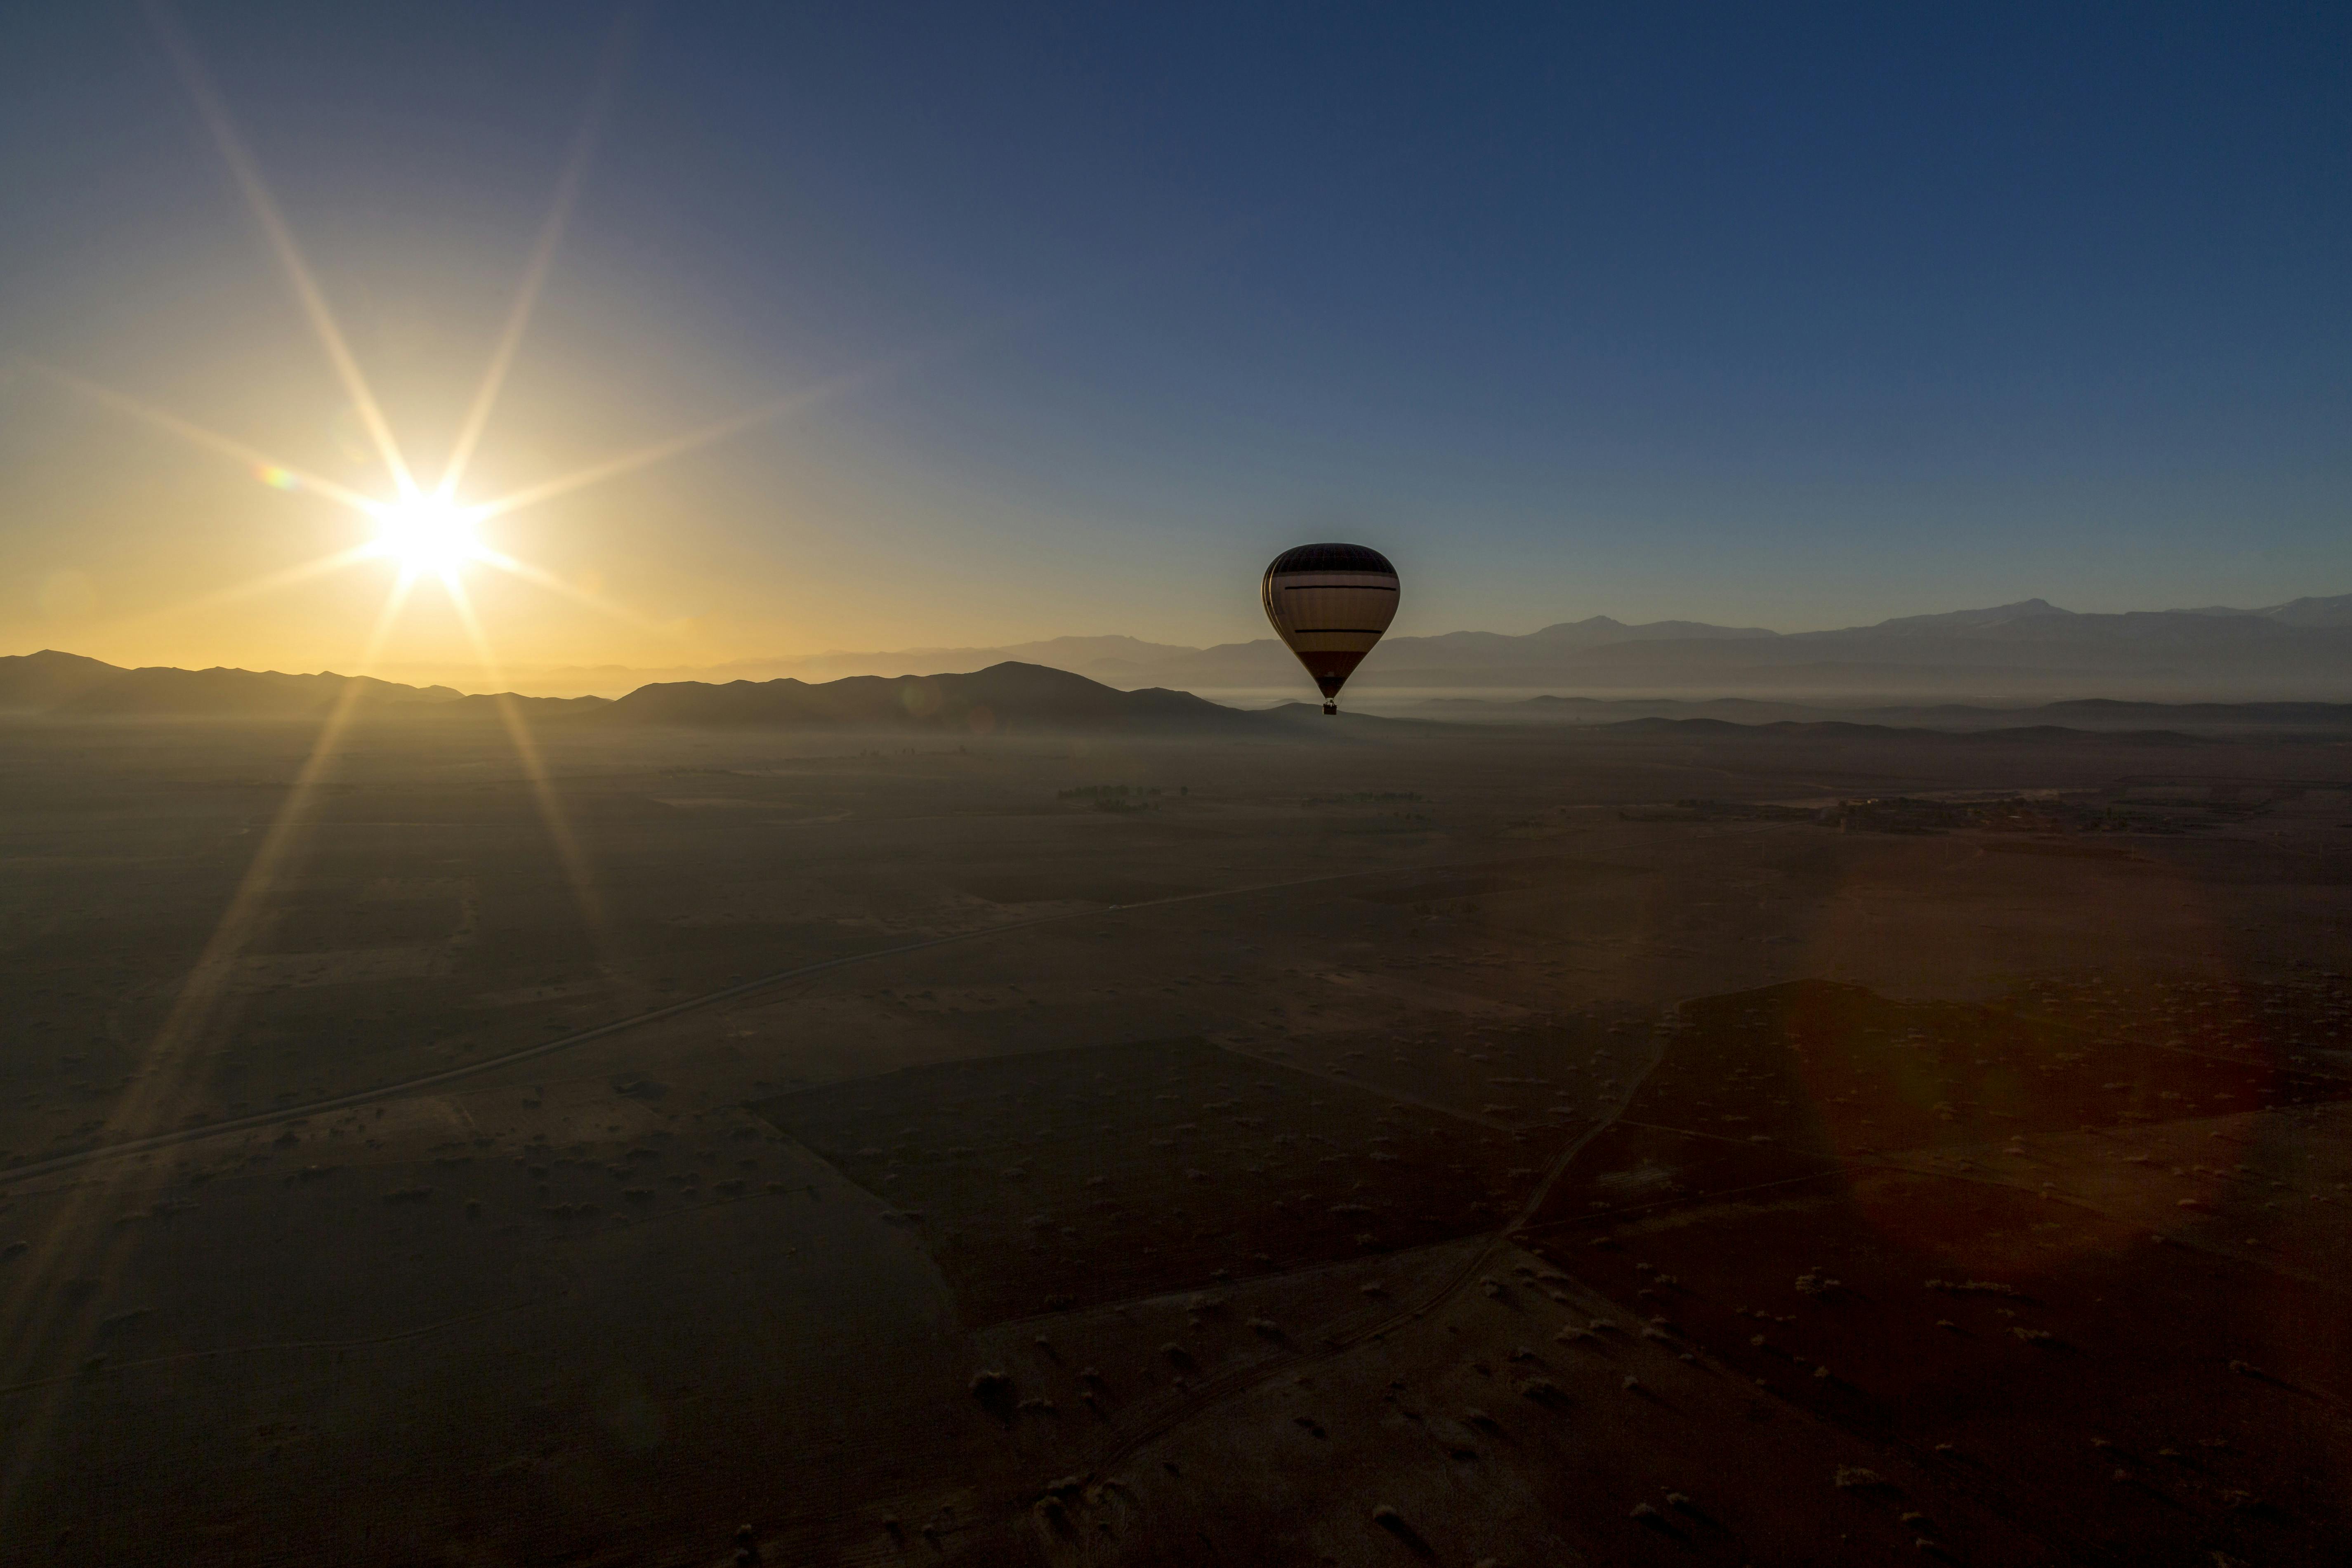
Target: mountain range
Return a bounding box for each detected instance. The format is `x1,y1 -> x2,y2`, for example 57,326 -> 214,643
11,644 -> 2352,743
389,592 -> 2352,702
10,592 -> 2352,725
0,651 -> 1272,735
0,648 -> 594,722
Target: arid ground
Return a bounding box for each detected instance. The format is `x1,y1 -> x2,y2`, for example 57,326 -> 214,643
3,712 -> 2350,1565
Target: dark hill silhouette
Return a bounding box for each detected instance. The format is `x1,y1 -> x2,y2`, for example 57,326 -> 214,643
0,649 -> 128,712
0,651 -> 566,719
58,665 -> 463,718
0,653 -> 1245,732
18,581 -> 2352,720
592,661 -> 1256,733
432,692 -> 615,721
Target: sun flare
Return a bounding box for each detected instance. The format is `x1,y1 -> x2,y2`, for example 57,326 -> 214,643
369,495 -> 485,575
52,8 -> 773,655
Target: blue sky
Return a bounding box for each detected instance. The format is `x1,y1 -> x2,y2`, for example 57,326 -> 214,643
0,2 -> 2345,670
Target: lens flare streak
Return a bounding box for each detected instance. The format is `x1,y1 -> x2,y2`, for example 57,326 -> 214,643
0,19 -> 663,1526
0,566 -> 415,1524
35,361 -> 385,515
440,574 -> 616,955
434,13 -> 634,502
146,0 -> 418,498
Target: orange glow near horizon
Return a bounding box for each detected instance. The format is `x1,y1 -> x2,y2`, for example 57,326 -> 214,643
37,10 -> 823,672
24,7 -> 969,677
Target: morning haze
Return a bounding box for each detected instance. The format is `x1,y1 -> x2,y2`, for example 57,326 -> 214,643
3,5 -> 2350,1566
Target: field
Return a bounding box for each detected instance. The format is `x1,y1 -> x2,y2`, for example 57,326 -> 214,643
2,711 -> 2350,1564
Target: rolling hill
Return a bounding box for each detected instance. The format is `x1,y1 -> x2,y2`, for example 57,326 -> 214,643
0,651 -> 584,720
0,653 -> 1264,734
591,661 -> 1258,733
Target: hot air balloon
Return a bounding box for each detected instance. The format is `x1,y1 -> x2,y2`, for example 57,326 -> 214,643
1261,542 -> 1399,714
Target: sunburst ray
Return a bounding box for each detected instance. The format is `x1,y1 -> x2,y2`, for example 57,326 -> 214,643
472,546 -> 662,630
35,360 -> 387,515
0,568 -> 416,1526
440,572 -> 618,959
468,391 -> 818,522
146,0 -> 418,497
469,337 -> 944,524
436,13 -> 637,500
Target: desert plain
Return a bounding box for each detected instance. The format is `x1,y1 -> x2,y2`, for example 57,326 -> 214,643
3,705 -> 2350,1566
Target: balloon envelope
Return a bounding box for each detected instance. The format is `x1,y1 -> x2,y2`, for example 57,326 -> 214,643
1260,542 -> 1399,712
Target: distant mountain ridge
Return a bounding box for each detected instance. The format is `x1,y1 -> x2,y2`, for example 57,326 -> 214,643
1107,593 -> 2352,698
0,652 -> 1272,736
392,591 -> 2352,701
2168,595 -> 2352,629
14,589 -> 2352,715
0,649 -> 582,720
9,646 -> 2352,740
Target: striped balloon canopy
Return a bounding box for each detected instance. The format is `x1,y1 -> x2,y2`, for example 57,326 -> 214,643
1260,542 -> 1399,714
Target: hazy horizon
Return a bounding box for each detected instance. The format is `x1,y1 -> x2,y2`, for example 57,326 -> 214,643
5,5 -> 2349,682
21,582 -> 2352,697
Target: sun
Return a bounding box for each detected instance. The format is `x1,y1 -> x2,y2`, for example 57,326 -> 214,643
369,495 -> 485,575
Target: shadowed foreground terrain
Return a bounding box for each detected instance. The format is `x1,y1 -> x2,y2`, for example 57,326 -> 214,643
2,707 -> 2349,1565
